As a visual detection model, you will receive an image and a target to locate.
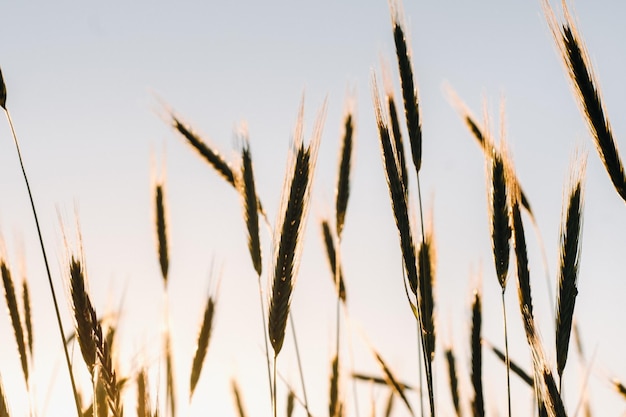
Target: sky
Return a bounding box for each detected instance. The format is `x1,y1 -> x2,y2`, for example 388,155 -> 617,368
1,0 -> 626,416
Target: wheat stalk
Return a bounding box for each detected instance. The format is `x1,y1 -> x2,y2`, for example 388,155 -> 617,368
545,0 -> 626,202
1,67 -> 82,416
556,156 -> 586,387
190,295 -> 215,399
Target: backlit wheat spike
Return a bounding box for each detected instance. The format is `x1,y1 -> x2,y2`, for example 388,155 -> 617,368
154,181 -> 169,283
488,146 -> 512,290
321,220 -> 346,302
171,115 -> 236,187
239,135 -> 262,276
329,354 -> 340,417
336,110 -> 354,239
22,280 -> 33,358
471,291 -> 484,417
372,75 -> 418,297
372,348 -> 414,416
556,156 -> 586,383
232,380 -> 248,417
268,102 -> 324,356
137,368 -> 151,417
545,0 -> 626,202
445,348 -> 461,417
190,295 -> 215,399
390,2 -> 422,174
418,227 -> 436,363
0,260 -> 29,385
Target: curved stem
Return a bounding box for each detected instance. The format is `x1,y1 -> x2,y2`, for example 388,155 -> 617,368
4,109 -> 82,417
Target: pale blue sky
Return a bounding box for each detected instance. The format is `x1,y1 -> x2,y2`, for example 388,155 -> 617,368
1,1 -> 626,416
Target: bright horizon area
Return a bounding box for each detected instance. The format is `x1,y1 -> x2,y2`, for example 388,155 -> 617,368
1,1 -> 626,416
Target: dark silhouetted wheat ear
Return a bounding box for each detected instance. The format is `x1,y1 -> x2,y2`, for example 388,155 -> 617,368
0,67 -> 6,110
446,87 -> 535,218
611,378 -> 626,400
329,354 -> 340,417
545,1 -> 626,202
0,377 -> 9,417
336,111 -> 354,240
418,228 -> 435,362
190,295 -> 215,399
155,182 -> 169,283
0,261 -> 29,385
372,75 -> 418,296
444,348 -> 460,417
268,102 -> 324,358
471,290 -> 484,417
232,380 -> 248,417
387,94 -> 409,194
488,147 -> 512,289
170,115 -> 236,187
321,220 -> 346,302
511,176 -> 534,319
556,157 -> 586,386
22,280 -> 33,358
390,4 -> 422,174
239,136 -> 262,276
69,257 -> 97,373
137,368 -> 151,417
286,389 -> 295,417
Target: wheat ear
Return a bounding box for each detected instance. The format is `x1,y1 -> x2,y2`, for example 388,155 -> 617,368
390,3 -> 422,173
239,135 -> 263,276
444,348 -> 461,417
329,354 -> 340,417
0,261 -> 29,385
231,379 -> 248,417
137,368 -> 151,417
545,1 -> 626,202
22,280 -> 33,358
556,156 -> 586,387
155,181 -> 169,283
471,290 -> 484,417
336,111 -> 354,239
372,348 -> 414,416
190,295 -> 215,399
321,220 -> 346,302
268,102 -> 323,356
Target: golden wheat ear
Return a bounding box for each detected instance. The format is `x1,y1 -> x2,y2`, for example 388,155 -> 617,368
444,347 -> 461,417
189,295 -> 215,399
545,0 -> 626,202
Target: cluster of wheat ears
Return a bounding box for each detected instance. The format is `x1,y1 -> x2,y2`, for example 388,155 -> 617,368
0,1 -> 625,416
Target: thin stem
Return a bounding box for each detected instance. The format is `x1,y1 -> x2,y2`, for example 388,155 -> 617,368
502,290 -> 512,417
416,175 -> 435,417
4,110 -> 82,417
289,314 -> 309,414
257,277 -> 274,413
273,356 -> 278,417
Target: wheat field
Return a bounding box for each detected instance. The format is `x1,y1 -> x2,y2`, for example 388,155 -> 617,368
1,1 -> 626,416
